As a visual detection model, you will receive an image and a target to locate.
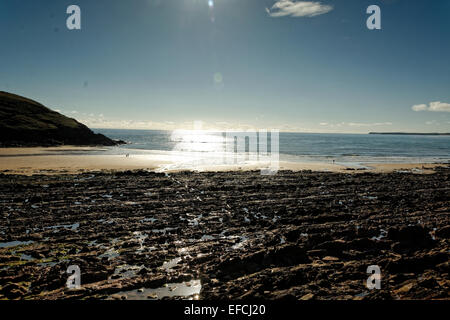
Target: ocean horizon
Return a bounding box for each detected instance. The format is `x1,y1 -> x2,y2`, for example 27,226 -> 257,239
93,128 -> 450,168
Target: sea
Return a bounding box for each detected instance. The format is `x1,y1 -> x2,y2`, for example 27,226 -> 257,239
92,129 -> 450,169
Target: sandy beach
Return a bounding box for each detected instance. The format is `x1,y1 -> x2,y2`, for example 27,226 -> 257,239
0,146 -> 445,175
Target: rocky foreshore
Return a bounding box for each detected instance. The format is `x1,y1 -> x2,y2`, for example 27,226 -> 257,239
0,168 -> 449,300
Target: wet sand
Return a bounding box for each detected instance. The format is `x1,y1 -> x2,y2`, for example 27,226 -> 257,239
0,147 -> 445,175
0,168 -> 449,300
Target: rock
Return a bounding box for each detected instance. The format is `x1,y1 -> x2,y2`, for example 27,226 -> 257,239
299,293 -> 315,300
315,239 -> 347,255
216,245 -> 309,280
82,270 -> 109,284
1,282 -> 28,299
284,227 -> 304,242
418,277 -> 439,289
364,290 -> 394,300
0,255 -> 20,262
349,238 -> 376,250
31,252 -> 46,259
307,249 -> 327,257
322,256 -> 339,262
436,261 -> 450,273
435,226 -> 450,239
386,252 -> 448,273
387,226 -> 433,248
1,168 -> 449,300
138,267 -> 149,275
395,282 -> 415,295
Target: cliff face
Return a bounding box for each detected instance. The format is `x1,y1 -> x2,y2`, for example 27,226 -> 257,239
0,92 -> 120,147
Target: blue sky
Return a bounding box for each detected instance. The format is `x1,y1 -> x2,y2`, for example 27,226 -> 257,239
1,0 -> 449,132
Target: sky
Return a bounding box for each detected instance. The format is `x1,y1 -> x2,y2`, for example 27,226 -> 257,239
1,0 -> 449,133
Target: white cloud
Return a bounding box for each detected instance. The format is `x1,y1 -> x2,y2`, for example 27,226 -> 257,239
348,122 -> 392,127
412,104 -> 428,112
319,122 -> 392,128
412,101 -> 450,112
75,115 -> 264,131
429,101 -> 450,112
266,0 -> 333,18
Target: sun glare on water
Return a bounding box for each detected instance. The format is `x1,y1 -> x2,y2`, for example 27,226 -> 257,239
170,130 -> 225,153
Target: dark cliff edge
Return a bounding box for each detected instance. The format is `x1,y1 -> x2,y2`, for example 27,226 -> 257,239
0,92 -> 125,147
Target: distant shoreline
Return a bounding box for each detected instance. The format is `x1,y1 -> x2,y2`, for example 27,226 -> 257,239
369,132 -> 450,136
